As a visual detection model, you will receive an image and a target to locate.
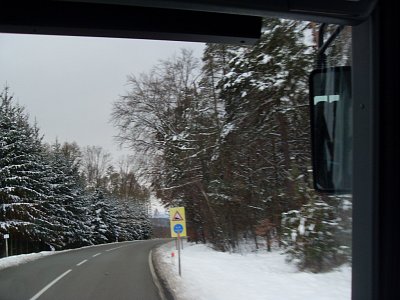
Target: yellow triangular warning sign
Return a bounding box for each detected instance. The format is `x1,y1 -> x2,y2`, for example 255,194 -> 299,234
169,207 -> 186,237
172,211 -> 183,221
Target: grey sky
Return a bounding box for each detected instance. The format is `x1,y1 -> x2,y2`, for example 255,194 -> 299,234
0,33 -> 205,160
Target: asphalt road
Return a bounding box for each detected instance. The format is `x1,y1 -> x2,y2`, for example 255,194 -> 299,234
0,240 -> 168,300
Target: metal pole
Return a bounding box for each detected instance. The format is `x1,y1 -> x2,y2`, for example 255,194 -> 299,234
178,233 -> 181,276
5,238 -> 8,257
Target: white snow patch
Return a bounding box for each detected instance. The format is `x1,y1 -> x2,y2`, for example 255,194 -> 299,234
342,199 -> 352,210
0,251 -> 56,271
291,230 -> 298,241
298,217 -> 306,235
155,241 -> 351,300
261,54 -> 272,64
220,123 -> 235,139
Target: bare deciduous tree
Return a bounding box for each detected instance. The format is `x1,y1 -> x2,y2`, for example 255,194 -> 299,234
81,146 -> 112,189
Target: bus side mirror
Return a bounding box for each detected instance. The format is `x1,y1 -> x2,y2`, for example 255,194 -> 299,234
309,66 -> 352,193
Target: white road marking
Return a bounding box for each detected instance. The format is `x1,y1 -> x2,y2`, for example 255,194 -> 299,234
105,245 -> 124,252
76,259 -> 88,266
92,252 -> 102,257
29,269 -> 72,300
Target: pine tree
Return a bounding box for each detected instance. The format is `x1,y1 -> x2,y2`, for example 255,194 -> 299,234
45,141 -> 91,248
209,18 -> 314,250
87,189 -> 112,244
281,195 -> 351,272
0,87 -> 55,254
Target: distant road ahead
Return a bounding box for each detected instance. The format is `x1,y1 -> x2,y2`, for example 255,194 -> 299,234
0,240 -> 168,300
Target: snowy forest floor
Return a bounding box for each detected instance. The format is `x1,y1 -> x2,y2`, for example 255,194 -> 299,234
153,240 -> 351,300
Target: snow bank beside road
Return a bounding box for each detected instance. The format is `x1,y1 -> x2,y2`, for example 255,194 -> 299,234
154,241 -> 351,300
0,251 -> 56,271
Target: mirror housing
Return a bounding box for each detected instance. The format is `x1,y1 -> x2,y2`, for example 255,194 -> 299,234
309,66 -> 352,193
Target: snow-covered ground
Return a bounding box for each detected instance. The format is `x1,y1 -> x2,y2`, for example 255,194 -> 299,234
0,251 -> 56,271
154,241 -> 351,300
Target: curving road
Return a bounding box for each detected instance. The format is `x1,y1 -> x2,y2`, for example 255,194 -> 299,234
0,240 -> 168,300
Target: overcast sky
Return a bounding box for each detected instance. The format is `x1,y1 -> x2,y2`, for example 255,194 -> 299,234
0,33 -> 205,160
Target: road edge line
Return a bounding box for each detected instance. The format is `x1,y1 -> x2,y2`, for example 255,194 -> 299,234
149,249 -> 169,300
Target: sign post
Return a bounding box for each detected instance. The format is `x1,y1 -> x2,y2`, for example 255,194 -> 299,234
178,233 -> 181,276
169,207 -> 186,276
4,234 -> 9,257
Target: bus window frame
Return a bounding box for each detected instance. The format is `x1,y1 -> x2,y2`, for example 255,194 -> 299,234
1,1 -> 396,299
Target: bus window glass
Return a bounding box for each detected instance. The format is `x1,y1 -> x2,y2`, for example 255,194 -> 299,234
0,19 -> 352,300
